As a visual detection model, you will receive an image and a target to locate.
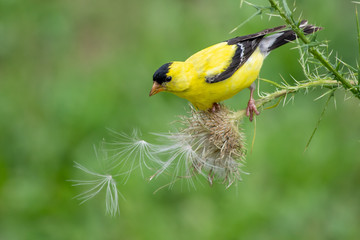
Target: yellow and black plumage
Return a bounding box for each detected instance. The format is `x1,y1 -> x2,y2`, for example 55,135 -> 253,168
150,21 -> 321,121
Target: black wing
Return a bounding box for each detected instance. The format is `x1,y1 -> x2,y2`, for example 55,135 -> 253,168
206,25 -> 286,84
206,37 -> 263,83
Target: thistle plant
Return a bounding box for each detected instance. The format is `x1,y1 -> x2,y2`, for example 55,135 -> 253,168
231,0 -> 360,145
72,0 -> 360,215
235,0 -> 360,103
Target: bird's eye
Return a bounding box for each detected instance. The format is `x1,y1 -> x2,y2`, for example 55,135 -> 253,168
166,76 -> 172,82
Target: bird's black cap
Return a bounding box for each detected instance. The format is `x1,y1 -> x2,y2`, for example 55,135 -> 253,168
153,62 -> 173,84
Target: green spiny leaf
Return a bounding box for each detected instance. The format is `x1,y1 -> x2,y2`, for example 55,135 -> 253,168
282,0 -> 291,16
230,9 -> 262,34
259,78 -> 284,89
304,89 -> 335,152
335,61 -> 341,71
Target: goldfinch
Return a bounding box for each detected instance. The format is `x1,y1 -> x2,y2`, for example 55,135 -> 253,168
150,20 -> 321,121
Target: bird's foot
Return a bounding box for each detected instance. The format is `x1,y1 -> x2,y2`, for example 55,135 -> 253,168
246,98 -> 259,122
210,103 -> 221,113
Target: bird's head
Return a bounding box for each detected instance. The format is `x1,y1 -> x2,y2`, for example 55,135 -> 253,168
149,61 -> 194,96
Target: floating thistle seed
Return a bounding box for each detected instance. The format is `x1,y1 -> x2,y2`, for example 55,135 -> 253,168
70,162 -> 125,216
104,129 -> 161,179
150,132 -> 208,189
152,104 -> 248,188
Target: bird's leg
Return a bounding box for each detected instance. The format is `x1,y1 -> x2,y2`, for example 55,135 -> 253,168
246,83 -> 260,122
210,102 -> 221,112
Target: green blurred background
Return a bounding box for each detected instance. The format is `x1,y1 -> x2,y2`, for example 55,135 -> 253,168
1,0 -> 360,239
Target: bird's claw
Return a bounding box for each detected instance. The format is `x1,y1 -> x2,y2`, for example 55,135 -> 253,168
246,98 -> 259,122
210,103 -> 221,113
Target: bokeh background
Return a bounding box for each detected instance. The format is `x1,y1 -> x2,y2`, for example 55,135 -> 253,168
1,0 -> 360,239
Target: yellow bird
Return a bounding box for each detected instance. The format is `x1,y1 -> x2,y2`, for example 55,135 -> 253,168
150,21 -> 321,121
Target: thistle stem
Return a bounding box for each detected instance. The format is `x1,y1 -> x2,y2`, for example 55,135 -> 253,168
232,80 -> 355,120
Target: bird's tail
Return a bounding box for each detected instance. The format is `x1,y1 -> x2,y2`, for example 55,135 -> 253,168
259,20 -> 322,55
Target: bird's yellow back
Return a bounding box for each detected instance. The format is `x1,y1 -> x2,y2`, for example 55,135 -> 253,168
185,42 -> 236,78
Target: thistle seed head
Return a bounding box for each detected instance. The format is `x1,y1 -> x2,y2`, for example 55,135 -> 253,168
153,104 -> 248,188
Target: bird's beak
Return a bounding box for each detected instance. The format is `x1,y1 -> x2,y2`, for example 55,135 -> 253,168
149,82 -> 165,96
